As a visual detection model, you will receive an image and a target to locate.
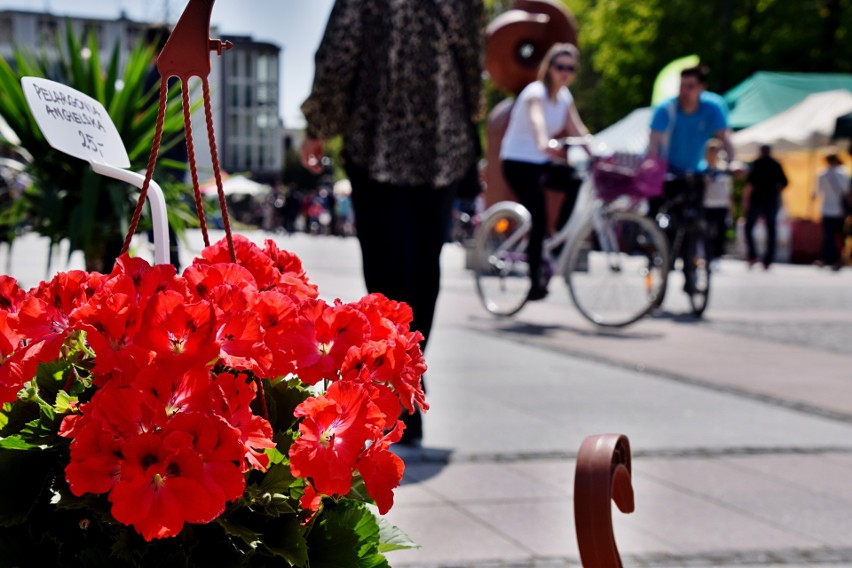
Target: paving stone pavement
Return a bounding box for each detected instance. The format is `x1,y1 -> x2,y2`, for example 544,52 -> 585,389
3,230 -> 851,567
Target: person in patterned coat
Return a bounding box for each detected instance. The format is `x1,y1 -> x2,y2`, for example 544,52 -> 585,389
300,0 -> 485,446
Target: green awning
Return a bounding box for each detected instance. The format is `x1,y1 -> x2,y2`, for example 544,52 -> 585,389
723,72 -> 852,130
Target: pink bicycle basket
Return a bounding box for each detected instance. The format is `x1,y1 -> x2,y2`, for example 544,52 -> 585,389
592,154 -> 666,201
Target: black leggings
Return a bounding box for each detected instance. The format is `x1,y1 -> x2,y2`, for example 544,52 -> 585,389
502,160 -> 548,285
346,165 -> 456,440
347,165 -> 456,348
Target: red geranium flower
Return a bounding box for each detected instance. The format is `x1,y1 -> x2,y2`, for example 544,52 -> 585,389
210,371 -> 276,471
289,381 -> 384,496
0,275 -> 25,313
162,412 -> 248,517
262,239 -> 319,300
253,290 -> 300,378
216,311 -> 272,376
109,255 -> 187,303
72,280 -> 151,381
357,422 -> 406,514
182,262 -> 258,317
108,430 -> 214,541
134,290 -> 219,371
64,425 -> 123,496
283,300 -> 368,386
355,293 -> 415,341
0,310 -> 27,402
196,234 -> 278,290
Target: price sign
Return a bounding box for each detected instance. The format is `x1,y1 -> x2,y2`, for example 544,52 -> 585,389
21,77 -> 130,168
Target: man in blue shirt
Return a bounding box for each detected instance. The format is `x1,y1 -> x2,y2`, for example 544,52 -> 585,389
646,65 -> 735,293
647,65 -> 734,174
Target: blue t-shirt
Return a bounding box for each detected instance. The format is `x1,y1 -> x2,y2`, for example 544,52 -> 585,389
650,92 -> 728,174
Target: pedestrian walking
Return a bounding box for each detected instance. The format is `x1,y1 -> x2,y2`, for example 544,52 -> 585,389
742,144 -> 788,270
299,0 -> 484,446
812,153 -> 851,270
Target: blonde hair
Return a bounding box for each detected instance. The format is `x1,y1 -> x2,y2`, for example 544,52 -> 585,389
537,43 -> 579,100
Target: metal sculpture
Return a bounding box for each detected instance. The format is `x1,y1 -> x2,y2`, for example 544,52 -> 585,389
485,0 -> 579,95
574,434 -> 635,568
484,0 -> 579,205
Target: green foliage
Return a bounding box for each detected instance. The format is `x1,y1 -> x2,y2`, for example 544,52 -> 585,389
482,0 -> 852,131
0,22 -> 195,271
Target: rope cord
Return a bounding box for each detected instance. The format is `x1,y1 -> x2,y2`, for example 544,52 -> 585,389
182,80 -> 211,248
203,78 -> 236,262
121,80 -> 168,256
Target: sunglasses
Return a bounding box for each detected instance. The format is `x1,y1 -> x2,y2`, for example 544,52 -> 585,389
552,63 -> 576,73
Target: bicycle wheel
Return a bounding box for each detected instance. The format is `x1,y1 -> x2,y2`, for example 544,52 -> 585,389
565,210 -> 669,327
683,227 -> 711,317
472,202 -> 532,317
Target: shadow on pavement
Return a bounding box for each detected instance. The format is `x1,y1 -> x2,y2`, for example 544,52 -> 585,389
392,446 -> 453,485
648,310 -> 707,324
489,321 -> 663,341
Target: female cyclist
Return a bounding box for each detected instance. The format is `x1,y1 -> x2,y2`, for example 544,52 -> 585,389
499,43 -> 590,300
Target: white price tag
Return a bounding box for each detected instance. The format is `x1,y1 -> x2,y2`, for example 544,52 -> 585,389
21,77 -> 130,168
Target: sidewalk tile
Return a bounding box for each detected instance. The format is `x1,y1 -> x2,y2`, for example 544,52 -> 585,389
635,457 -> 852,545
383,502 -> 530,566
617,472 -> 820,552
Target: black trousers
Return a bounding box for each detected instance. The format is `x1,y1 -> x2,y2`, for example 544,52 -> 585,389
347,165 -> 456,440
821,216 -> 844,266
703,207 -> 729,262
745,200 -> 778,265
502,160 -> 548,286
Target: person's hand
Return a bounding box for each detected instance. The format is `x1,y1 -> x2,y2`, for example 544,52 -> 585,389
545,139 -> 566,161
300,137 -> 326,173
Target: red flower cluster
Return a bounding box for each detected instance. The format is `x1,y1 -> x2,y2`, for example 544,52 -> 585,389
0,236 -> 427,538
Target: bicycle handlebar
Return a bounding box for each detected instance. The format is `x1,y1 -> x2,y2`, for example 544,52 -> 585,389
548,135 -> 595,151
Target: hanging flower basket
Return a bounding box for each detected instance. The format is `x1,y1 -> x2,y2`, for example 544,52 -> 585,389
0,234 -> 427,565
2,2 -> 428,563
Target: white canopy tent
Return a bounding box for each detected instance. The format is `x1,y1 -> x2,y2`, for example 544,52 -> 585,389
591,107 -> 653,156
201,174 -> 270,197
732,89 -> 852,157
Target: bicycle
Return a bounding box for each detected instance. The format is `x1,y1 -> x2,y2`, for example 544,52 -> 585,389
652,174 -> 711,317
471,140 -> 670,328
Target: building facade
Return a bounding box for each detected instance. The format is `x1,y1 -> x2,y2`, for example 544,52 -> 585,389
219,35 -> 283,184
0,9 -> 283,184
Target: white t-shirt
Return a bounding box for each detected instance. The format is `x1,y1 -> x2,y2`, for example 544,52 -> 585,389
500,81 -> 573,164
817,166 -> 851,218
703,167 -> 732,208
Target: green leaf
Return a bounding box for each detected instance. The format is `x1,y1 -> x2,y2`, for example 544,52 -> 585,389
257,515 -> 310,567
307,500 -> 390,568
18,416 -> 57,447
217,517 -> 263,550
54,390 -> 76,414
375,515 -> 419,553
0,435 -> 38,450
265,379 -> 311,435
259,462 -> 298,495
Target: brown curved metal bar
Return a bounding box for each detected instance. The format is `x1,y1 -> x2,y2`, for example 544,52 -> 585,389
574,434 -> 634,568
122,0 -> 235,262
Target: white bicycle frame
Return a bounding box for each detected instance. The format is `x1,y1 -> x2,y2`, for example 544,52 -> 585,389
542,176 -> 597,276
478,174 -> 643,279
